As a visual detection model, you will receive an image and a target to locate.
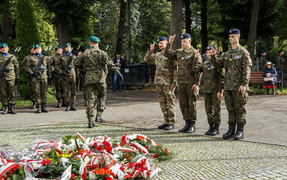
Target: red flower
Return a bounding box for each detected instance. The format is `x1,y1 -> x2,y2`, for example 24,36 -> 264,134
71,174 -> 76,180
40,159 -> 51,166
56,149 -> 62,155
137,135 -> 144,141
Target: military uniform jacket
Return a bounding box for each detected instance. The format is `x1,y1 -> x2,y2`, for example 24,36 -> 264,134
56,53 -> 77,77
0,53 -> 19,81
144,51 -> 176,86
50,54 -> 61,71
276,56 -> 285,71
75,46 -> 120,85
24,54 -> 51,79
211,45 -> 252,91
164,45 -> 201,85
22,54 -> 34,70
259,56 -> 268,71
197,60 -> 224,93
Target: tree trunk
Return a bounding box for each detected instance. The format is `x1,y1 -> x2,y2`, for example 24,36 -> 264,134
200,0 -> 208,52
247,0 -> 260,69
55,14 -> 70,47
126,0 -> 132,62
184,0 -> 191,35
115,0 -> 127,57
2,0 -> 10,44
170,0 -> 184,50
221,15 -> 229,52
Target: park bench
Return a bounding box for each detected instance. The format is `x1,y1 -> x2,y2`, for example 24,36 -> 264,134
249,71 -> 283,92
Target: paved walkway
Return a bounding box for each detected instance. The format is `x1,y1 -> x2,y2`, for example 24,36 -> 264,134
1,90 -> 287,179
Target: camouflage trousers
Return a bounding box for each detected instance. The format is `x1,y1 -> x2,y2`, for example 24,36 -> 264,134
31,78 -> 48,104
63,75 -> 77,104
204,92 -> 221,124
178,83 -> 198,122
156,85 -> 176,125
85,83 -> 106,118
224,90 -> 248,125
54,77 -> 65,100
29,80 -> 35,102
0,79 -> 16,105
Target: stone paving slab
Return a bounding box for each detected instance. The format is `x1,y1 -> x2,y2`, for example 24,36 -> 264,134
1,123 -> 287,179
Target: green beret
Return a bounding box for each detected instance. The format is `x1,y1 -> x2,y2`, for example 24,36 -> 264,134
35,44 -> 42,48
64,43 -> 71,48
0,44 -> 3,48
2,43 -> 8,47
30,45 -> 36,50
278,49 -> 284,53
55,45 -> 62,50
89,36 -> 100,43
83,46 -> 90,51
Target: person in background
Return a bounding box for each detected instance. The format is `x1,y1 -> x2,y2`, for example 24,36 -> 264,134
263,62 -> 277,95
259,50 -> 268,71
113,53 -> 125,92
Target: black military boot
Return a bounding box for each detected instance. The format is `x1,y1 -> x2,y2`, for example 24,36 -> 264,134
209,124 -> 220,136
88,117 -> 95,128
234,123 -> 244,140
62,99 -> 68,107
36,104 -> 41,113
186,121 -> 195,133
57,99 -> 62,108
179,121 -> 190,132
70,103 -> 77,111
158,123 -> 168,129
267,89 -> 270,95
31,101 -> 36,109
41,103 -> 49,113
205,123 -> 214,135
95,115 -> 105,123
9,104 -> 17,114
223,123 -> 236,139
272,89 -> 275,95
65,103 -> 71,111
2,106 -> 8,115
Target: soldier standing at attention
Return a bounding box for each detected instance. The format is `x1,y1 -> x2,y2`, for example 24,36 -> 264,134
197,45 -> 224,136
276,49 -> 285,72
164,33 -> 202,133
210,29 -> 252,140
75,36 -> 124,128
50,45 -> 65,108
0,43 -> 19,114
22,45 -> 37,109
25,44 -> 52,113
56,43 -> 78,111
144,37 -> 177,130
259,50 -> 268,71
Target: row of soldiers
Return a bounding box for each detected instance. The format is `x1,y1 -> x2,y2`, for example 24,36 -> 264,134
144,29 -> 251,140
259,49 -> 285,72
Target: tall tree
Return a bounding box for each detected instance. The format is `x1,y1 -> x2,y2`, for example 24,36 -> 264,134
184,0 -> 191,35
2,0 -> 10,43
247,0 -> 260,62
16,0 -> 40,99
115,0 -> 127,56
170,0 -> 184,49
126,0 -> 132,62
200,0 -> 208,52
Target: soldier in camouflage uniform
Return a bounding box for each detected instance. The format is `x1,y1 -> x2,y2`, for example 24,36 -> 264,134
259,50 -> 268,71
22,45 -> 37,109
0,43 -> 19,114
50,45 -> 65,108
75,36 -> 124,128
25,44 -> 52,113
210,29 -> 252,140
197,45 -> 224,136
276,49 -> 285,72
164,33 -> 202,133
144,37 -> 177,130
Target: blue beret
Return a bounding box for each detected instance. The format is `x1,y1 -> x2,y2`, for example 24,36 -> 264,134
30,45 -> 35,50
180,33 -> 191,39
64,43 -> 71,48
83,46 -> 89,51
55,45 -> 62,50
229,29 -> 240,34
89,36 -> 100,43
2,43 -> 8,47
157,37 -> 167,42
261,50 -> 266,53
278,49 -> 284,53
35,44 -> 42,48
206,45 -> 217,51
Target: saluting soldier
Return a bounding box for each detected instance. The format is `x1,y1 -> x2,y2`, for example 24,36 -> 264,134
25,44 -> 52,113
144,37 -> 177,130
276,49 -> 285,72
75,36 -> 123,128
50,45 -> 65,108
0,43 -> 19,115
56,43 -> 77,111
259,50 -> 268,71
164,33 -> 202,133
197,45 -> 224,136
22,45 -> 37,109
210,29 -> 252,140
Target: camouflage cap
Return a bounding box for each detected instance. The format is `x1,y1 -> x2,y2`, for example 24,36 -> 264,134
64,43 -> 71,48
30,45 -> 36,50
55,45 -> 62,50
89,36 -> 100,43
35,44 -> 42,48
1,43 -> 8,47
